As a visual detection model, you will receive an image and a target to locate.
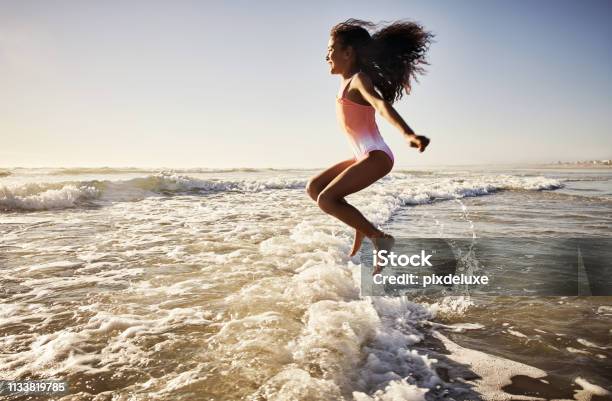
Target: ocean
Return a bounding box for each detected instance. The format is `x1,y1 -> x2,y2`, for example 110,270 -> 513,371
1,166 -> 611,400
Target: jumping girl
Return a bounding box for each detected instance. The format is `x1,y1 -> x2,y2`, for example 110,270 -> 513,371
306,19 -> 432,261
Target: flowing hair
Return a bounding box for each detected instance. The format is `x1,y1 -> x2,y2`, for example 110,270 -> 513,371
331,19 -> 433,103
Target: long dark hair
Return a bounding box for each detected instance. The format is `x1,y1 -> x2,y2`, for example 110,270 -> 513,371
331,19 -> 433,103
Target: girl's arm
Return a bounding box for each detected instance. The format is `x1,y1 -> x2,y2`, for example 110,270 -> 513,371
352,72 -> 429,152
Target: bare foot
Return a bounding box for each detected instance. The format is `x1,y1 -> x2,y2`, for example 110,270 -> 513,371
349,230 -> 365,257
371,232 -> 395,275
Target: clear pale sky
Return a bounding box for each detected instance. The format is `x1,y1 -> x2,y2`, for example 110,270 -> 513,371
1,0 -> 611,168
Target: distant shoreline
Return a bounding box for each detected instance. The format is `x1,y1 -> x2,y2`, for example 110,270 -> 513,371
536,163 -> 612,169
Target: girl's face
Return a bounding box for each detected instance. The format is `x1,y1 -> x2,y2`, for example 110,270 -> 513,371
326,37 -> 352,75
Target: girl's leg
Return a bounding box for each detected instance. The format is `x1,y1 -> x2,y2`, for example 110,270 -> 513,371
317,150 -> 393,238
306,158 -> 356,202
350,230 -> 366,257
307,159 -> 364,255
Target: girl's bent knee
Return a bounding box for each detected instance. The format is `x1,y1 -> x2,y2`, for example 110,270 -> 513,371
305,180 -> 319,201
316,191 -> 337,213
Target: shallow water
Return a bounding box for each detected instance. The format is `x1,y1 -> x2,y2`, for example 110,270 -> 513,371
388,179 -> 612,396
1,166 -> 611,400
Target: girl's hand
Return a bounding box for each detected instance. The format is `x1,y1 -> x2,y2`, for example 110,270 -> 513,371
408,135 -> 430,153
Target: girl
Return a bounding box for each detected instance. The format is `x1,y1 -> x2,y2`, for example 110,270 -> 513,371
306,19 -> 432,260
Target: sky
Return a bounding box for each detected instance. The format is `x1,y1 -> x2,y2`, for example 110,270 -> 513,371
1,0 -> 611,168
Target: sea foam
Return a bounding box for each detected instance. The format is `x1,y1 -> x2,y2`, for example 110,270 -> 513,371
2,172 -> 562,212
0,173 -> 306,211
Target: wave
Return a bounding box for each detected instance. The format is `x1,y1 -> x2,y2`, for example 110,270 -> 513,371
562,176 -> 612,182
388,174 -> 563,207
0,173 -> 563,212
0,173 -> 308,212
0,183 -> 100,211
537,190 -> 612,203
48,167 -> 154,175
44,167 -> 281,175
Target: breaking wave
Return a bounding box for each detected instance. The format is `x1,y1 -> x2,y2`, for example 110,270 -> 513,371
0,173 -> 307,211
0,173 -> 562,212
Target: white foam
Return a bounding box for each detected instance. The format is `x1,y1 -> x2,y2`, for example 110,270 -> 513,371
0,173 -> 306,211
225,221 -> 448,399
577,338 -> 608,350
353,379 -> 428,401
27,261 -> 82,273
434,332 -> 548,401
426,296 -> 475,318
0,307 -> 213,377
0,172 -> 562,213
574,376 -> 610,399
290,299 -> 380,380
596,305 -> 612,315
507,329 -> 528,339
567,347 -> 591,356
385,174 -> 563,207
428,322 -> 485,332
0,183 -> 99,211
249,367 -> 344,401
